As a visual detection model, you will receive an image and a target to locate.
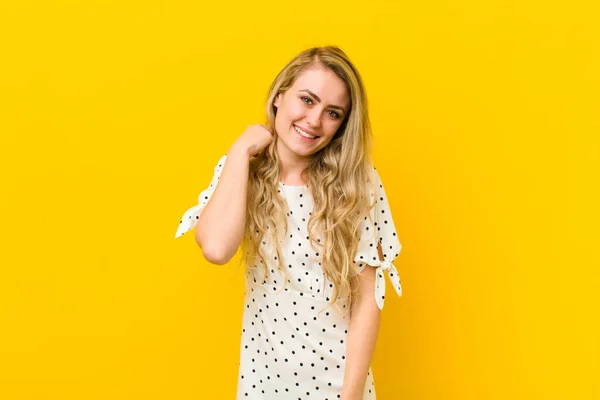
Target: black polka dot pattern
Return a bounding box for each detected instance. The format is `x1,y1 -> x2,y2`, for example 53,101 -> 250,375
352,168 -> 403,310
175,155 -> 402,399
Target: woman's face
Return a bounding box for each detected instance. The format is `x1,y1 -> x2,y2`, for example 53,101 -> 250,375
273,66 -> 350,159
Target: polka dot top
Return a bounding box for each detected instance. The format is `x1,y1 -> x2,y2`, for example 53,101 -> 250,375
175,154 -> 403,399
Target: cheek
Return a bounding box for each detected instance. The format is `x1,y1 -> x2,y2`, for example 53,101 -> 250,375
324,120 -> 343,137
282,100 -> 306,120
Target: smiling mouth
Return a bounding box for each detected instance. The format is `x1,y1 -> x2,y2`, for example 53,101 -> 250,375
294,125 -> 319,139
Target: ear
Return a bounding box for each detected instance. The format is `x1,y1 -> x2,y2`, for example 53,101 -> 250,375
273,92 -> 281,108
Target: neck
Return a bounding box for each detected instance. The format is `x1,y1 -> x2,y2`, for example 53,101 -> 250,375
276,140 -> 312,185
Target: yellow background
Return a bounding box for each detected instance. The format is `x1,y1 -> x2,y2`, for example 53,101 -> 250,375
1,0 -> 598,399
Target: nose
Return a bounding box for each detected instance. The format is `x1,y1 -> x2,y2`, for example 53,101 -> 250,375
306,108 -> 322,129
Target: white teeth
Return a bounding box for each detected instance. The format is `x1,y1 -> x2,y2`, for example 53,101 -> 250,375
294,125 -> 316,139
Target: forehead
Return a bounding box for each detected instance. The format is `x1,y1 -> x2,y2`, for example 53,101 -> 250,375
291,67 -> 350,108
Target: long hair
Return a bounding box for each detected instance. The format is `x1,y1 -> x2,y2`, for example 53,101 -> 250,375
240,46 -> 377,317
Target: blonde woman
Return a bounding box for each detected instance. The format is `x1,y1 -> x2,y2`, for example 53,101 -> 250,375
175,46 -> 403,400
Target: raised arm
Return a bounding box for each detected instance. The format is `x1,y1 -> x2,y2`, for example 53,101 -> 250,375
195,145 -> 250,264
195,124 -> 273,265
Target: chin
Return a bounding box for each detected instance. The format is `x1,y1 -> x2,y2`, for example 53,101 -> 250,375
290,146 -> 315,157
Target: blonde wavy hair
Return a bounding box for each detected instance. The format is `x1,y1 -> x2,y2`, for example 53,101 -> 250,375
239,46 -> 377,317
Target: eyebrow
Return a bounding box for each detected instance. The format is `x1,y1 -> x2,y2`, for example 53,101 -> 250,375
299,89 -> 346,114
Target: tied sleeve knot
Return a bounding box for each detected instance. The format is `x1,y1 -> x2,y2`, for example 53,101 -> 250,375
374,259 -> 403,310
379,260 -> 392,272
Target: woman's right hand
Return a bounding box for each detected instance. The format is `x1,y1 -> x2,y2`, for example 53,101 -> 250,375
231,124 -> 274,157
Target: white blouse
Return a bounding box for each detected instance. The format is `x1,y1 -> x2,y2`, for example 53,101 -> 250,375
175,154 -> 403,399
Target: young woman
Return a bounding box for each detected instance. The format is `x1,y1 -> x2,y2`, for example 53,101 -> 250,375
175,46 -> 402,400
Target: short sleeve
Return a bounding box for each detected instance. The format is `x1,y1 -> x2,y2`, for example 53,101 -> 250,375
174,154 -> 227,239
353,167 -> 403,309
